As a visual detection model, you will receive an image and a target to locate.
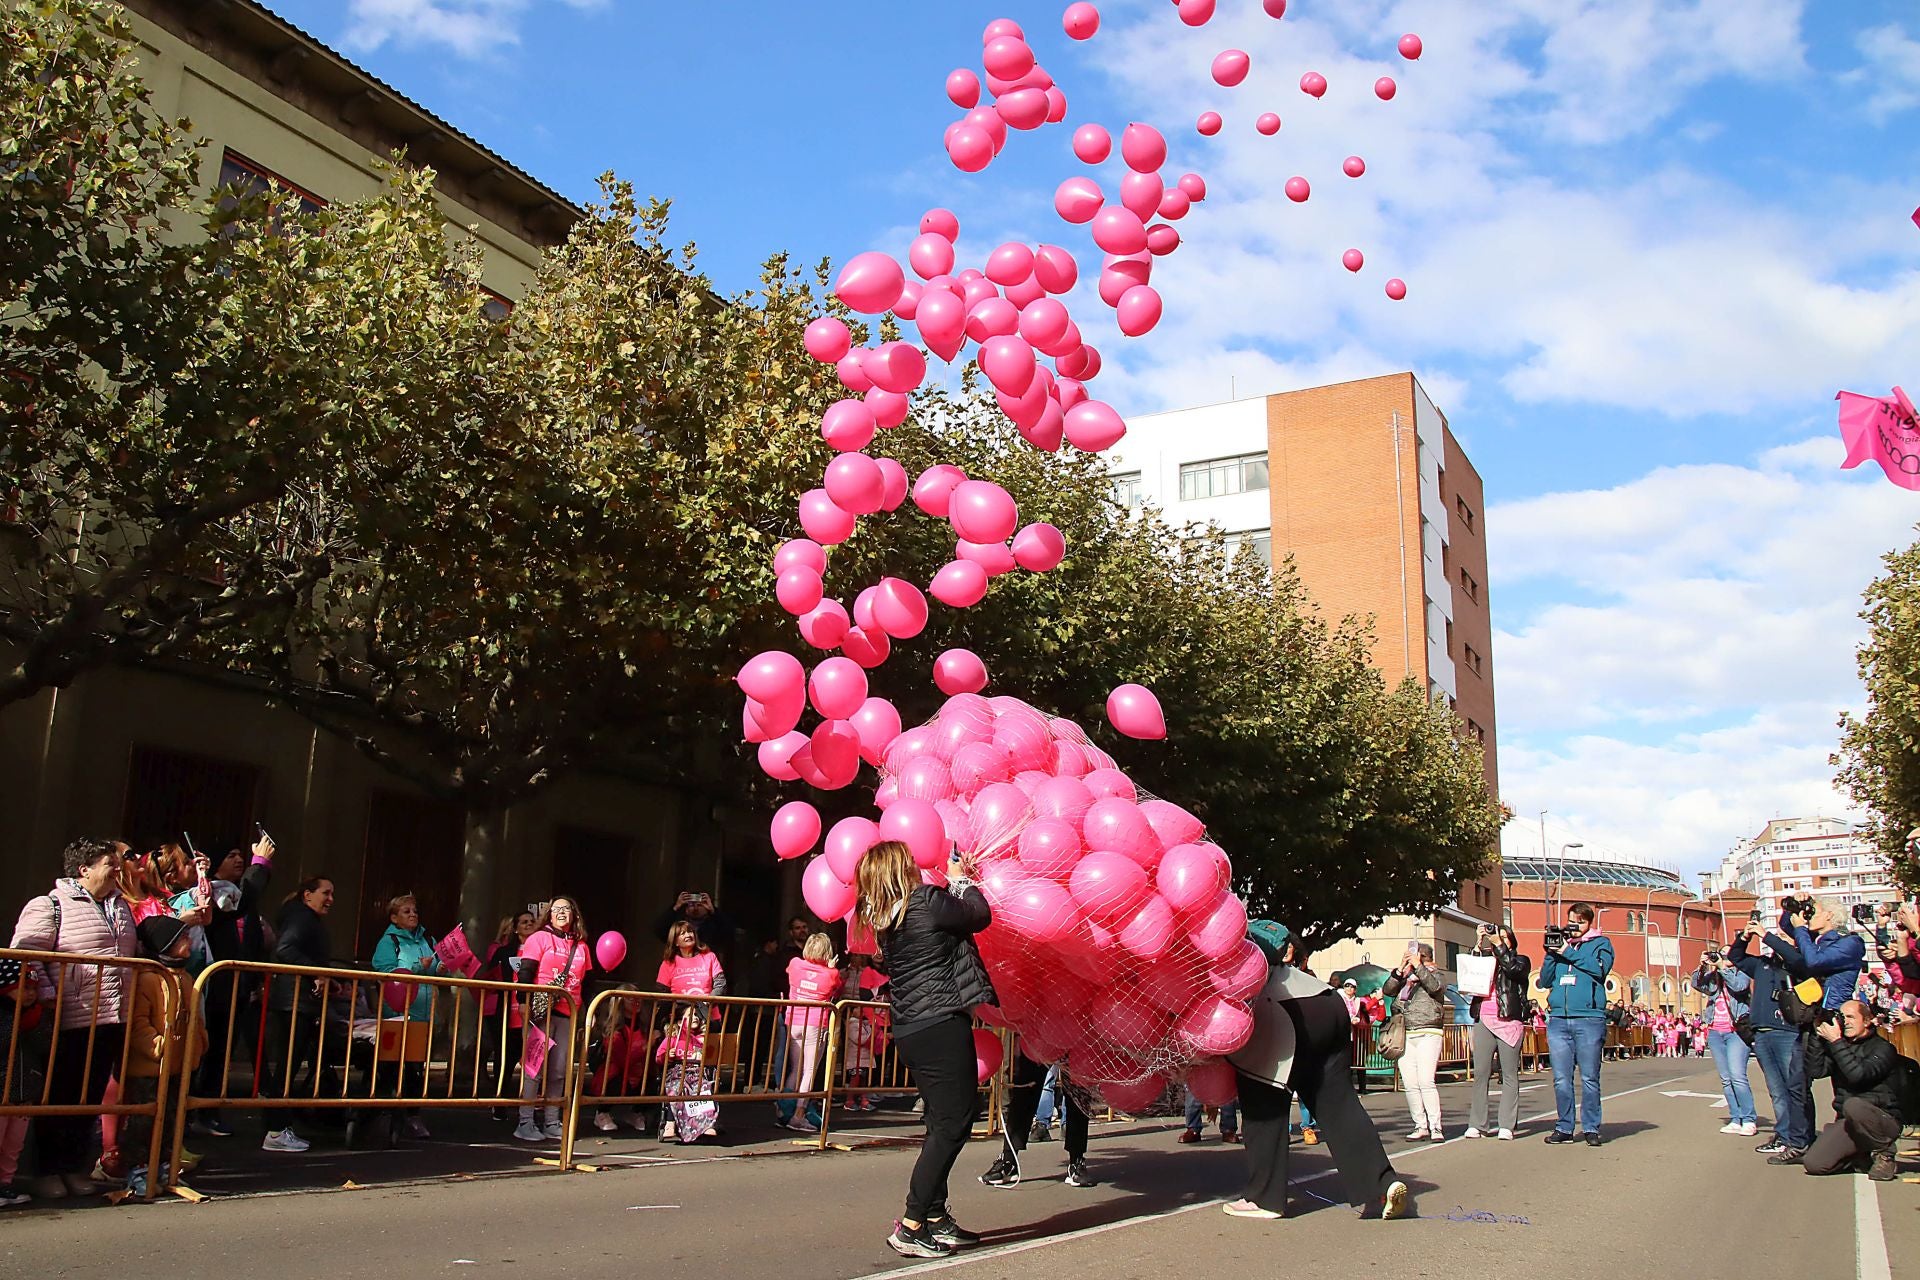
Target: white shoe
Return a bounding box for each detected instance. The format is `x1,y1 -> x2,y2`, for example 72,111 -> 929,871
1463,1127 -> 1484,1139
594,1110 -> 618,1132
787,1117 -> 818,1132
261,1128 -> 309,1153
1497,1129 -> 1515,1141
513,1121 -> 545,1143
1405,1129 -> 1430,1141
542,1120 -> 566,1140
1739,1121 -> 1757,1137
1719,1121 -> 1744,1134
661,1122 -> 677,1141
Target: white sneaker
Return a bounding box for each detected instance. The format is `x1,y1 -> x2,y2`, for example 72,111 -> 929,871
261,1128 -> 309,1153
1497,1129 -> 1515,1141
594,1110 -> 618,1132
661,1122 -> 676,1141
1463,1127 -> 1484,1139
787,1116 -> 818,1133
513,1121 -> 546,1143
1404,1128 -> 1430,1141
1739,1121 -> 1758,1137
1719,1121 -> 1744,1134
542,1120 -> 566,1140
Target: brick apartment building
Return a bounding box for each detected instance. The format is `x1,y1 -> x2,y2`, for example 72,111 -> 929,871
1109,372 -> 1499,970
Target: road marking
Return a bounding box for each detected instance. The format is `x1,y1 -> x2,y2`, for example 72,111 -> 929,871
1856,1174 -> 1891,1280
1658,1091 -> 1725,1100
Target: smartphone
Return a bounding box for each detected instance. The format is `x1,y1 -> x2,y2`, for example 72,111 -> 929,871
184,831 -> 211,906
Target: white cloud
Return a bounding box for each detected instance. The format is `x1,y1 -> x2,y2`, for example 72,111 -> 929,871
1488,442 -> 1919,869
1845,23 -> 1920,122
341,0 -> 602,59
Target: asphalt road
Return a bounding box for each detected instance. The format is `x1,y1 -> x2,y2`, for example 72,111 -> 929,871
5,1057 -> 1918,1280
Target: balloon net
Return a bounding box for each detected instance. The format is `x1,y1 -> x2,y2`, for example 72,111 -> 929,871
871,691 -> 1261,1113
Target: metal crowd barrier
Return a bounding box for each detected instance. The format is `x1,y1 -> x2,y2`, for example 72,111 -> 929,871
826,999 -> 1010,1143
0,947 -> 192,1202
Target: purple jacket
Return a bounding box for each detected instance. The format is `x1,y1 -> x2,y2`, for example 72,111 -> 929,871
10,880 -> 140,1029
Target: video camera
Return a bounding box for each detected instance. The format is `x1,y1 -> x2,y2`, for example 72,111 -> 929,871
1852,903 -> 1878,925
1543,924 -> 1575,951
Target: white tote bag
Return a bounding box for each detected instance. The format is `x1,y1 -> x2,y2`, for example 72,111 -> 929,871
1456,953 -> 1496,1000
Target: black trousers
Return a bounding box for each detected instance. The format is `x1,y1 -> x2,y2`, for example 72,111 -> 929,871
1235,991 -> 1395,1213
895,1014 -> 977,1224
36,1024 -> 126,1176
194,971 -> 260,1096
1001,1054 -> 1087,1161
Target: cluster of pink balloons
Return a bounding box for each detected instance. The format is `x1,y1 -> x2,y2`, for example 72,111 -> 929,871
943,19 -> 1072,172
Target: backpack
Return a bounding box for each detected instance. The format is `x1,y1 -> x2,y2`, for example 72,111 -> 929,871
1889,1054 -> 1920,1124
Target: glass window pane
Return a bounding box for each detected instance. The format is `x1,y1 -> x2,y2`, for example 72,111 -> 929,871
1243,458 -> 1269,490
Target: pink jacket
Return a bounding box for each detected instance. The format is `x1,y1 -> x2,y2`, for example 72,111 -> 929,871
10,880 -> 140,1030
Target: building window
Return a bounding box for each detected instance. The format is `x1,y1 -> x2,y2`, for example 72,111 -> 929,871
217,149 -> 326,218
1462,644 -> 1483,676
1459,568 -> 1479,602
1445,618 -> 1454,658
1464,718 -> 1485,745
479,287 -> 514,320
1221,527 -> 1273,567
1455,496 -> 1476,532
1111,471 -> 1143,512
1178,452 -> 1269,501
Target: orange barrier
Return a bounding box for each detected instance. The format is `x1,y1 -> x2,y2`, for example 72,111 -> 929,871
0,947 -> 192,1202
825,999 -> 1009,1143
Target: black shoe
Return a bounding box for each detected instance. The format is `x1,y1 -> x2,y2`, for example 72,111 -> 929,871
887,1221 -> 952,1259
1755,1139 -> 1787,1155
1767,1148 -> 1805,1166
1584,1132 -> 1602,1148
978,1155 -> 1019,1189
1064,1157 -> 1099,1188
1545,1130 -> 1576,1145
1029,1122 -> 1052,1143
928,1217 -> 982,1248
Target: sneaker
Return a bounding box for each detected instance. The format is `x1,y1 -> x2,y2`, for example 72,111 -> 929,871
1064,1157 -> 1099,1188
1029,1122 -> 1052,1143
0,1184 -> 30,1208
1223,1199 -> 1283,1219
261,1128 -> 310,1153
513,1121 -> 546,1143
978,1155 -> 1020,1189
1463,1127 -> 1484,1139
125,1166 -> 149,1198
1755,1139 -> 1787,1155
189,1116 -> 233,1138
1380,1179 -> 1410,1221
1768,1147 -> 1805,1165
1430,1131 -> 1446,1143
1178,1130 -> 1201,1144
1584,1132 -> 1602,1148
1719,1122 -> 1745,1135
660,1122 -> 677,1142
928,1217 -> 982,1248
886,1221 -> 952,1259
594,1110 -> 618,1132
1497,1129 -> 1515,1141
786,1116 -> 818,1133
404,1117 -> 431,1140
1871,1151 -> 1899,1182
1405,1128 -> 1430,1141
88,1157 -> 125,1187
1544,1130 -> 1576,1145
542,1120 -> 565,1140
1301,1126 -> 1320,1146
1739,1122 -> 1758,1137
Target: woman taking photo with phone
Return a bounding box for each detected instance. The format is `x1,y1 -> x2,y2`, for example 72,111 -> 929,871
1465,925 -> 1531,1140
856,842 -> 994,1260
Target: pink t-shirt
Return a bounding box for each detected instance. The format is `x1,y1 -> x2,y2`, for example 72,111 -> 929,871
786,957 -> 843,1029
1710,992 -> 1734,1033
657,950 -> 722,997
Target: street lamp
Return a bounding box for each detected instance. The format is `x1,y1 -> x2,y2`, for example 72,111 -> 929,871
1552,842 -> 1584,921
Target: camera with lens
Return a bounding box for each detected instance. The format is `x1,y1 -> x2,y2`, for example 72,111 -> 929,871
1781,895 -> 1813,920
1543,924 -> 1572,950
1852,903 -> 1878,924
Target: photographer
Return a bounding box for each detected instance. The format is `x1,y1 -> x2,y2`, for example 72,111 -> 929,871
1536,901 -> 1613,1146
1800,1000 -> 1905,1180
1465,924 -> 1531,1141
1763,896 -> 1864,1013
1693,948 -> 1758,1136
652,888 -> 735,956
1381,942 -> 1449,1141
1874,903 -> 1920,998
1731,915 -> 1814,1159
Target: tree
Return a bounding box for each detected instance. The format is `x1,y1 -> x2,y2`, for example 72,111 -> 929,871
1835,529 -> 1920,889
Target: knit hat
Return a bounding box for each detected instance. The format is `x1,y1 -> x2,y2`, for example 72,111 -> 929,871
138,914 -> 190,963
1246,919 -> 1292,964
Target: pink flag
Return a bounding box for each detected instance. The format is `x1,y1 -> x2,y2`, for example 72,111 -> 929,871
523,1020 -> 551,1076
1837,387 -> 1920,491
1912,205 -> 1919,231
433,924 -> 481,977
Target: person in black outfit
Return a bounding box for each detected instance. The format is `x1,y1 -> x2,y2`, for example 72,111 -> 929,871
1799,1000 -> 1906,1180
857,841 -> 995,1260
262,876 -> 334,1151
979,1047 -> 1096,1189
1225,919 -> 1408,1221
191,833 -> 277,1119
652,890 -> 735,956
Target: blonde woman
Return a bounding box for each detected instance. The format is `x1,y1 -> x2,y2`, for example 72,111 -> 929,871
778,933 -> 844,1132
857,841 -> 995,1260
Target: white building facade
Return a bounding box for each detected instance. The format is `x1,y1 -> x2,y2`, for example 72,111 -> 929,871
1706,816 -> 1895,919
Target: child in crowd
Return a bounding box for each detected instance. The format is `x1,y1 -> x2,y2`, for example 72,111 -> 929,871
0,958 -> 44,1207
123,916 -> 207,1197
587,985 -> 649,1134
656,1006 -> 717,1143
842,1005 -> 878,1112
777,933 -> 842,1132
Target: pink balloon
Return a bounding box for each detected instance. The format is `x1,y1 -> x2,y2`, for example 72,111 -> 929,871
1211,50 -> 1250,88
965,298 -> 1020,347
930,559 -> 990,608
1256,112 -> 1280,136
738,650 -> 804,704
824,453 -> 885,516
1386,278 -> 1408,300
1178,172 -> 1207,201
1147,224 -> 1180,256
1343,155 -> 1367,178
976,334 -> 1036,397
1343,248 -> 1365,273
815,719 -> 864,785
1140,799 -> 1204,851
1116,284 -> 1162,337
1030,774 -> 1095,827
1399,32 -> 1423,60
880,797 -> 948,868
1015,817 -> 1081,880
1140,951 -> 1202,1014
771,801 -> 822,860
916,290 -> 967,362
1011,522 -> 1065,572
1262,0 -> 1288,14
951,740 -> 1012,795
873,576 -> 929,639
920,207 -> 961,240
1211,939 -> 1270,1001
865,388 -> 910,431
982,18 -> 1025,44
802,856 -> 857,921
912,464 -> 968,517
1063,400 -> 1126,452
1063,1 -> 1100,39
949,480 -> 1019,544
594,931 -> 628,972
840,624 -> 891,669
897,755 -> 955,804
934,648 -> 990,696
973,1027 -> 1004,1083
797,599 -> 850,650
757,730 -> 808,782
968,781 -> 1032,854
947,125 -> 995,173
850,697 -> 902,767
1119,171 -> 1164,221
1196,110 -> 1222,137
958,538 -> 1018,576
1003,274 -> 1046,310
1052,737 -> 1092,778
1300,71 -> 1327,98
835,360 -> 873,394
947,68 -> 981,108
1055,377 -> 1088,409
1045,86 -> 1069,123
963,107 -> 1010,154
1072,124 -> 1112,164
1375,76 -> 1398,101
1017,297 -> 1072,351
869,341 -> 926,393
776,565 -> 825,616
820,399 -> 878,452
1084,798 -> 1162,870
1121,122 -> 1167,173
798,488 -> 857,545
986,243 -> 1036,287
1091,207 -> 1148,255
1118,894 -> 1178,962
1033,244 -> 1079,294
1189,893 -> 1250,961
873,457 -> 908,512
1069,850 -> 1150,926
998,88 -> 1050,131
1054,176 -> 1105,225
1089,986 -> 1169,1052
996,877 -> 1079,944
835,252 -> 905,315
1177,0 -> 1215,26
1106,682 -> 1166,739
1098,1075 -> 1169,1114
824,816 -> 879,883
1186,1058 -> 1238,1107
909,233 -> 956,281
982,35 -> 1034,81
1177,996 -> 1253,1055
803,317 -> 851,363
1083,768 -> 1136,801
810,659 -> 869,726
1284,175 -> 1310,203
1156,844 -> 1226,913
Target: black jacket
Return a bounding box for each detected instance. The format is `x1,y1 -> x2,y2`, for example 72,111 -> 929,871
1468,946 -> 1533,1023
874,883 -> 995,1036
1732,935 -> 1792,1032
1807,1028 -> 1903,1120
269,899 -> 333,1012
205,859 -> 272,964
652,905 -> 735,955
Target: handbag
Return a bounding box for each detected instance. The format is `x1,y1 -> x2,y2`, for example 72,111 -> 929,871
1377,1010 -> 1408,1061
1457,953 -> 1496,1000
529,939 -> 579,1023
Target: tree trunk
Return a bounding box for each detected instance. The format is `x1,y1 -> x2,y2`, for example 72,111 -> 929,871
458,805 -> 508,944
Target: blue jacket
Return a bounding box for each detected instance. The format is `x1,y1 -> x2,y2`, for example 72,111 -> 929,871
1732,937 -> 1793,1032
371,924 -> 442,1022
1536,933 -> 1613,1017
1763,924 -> 1864,1011
1694,961 -> 1751,1025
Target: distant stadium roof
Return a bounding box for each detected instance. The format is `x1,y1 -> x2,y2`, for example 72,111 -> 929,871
1502,857 -> 1684,892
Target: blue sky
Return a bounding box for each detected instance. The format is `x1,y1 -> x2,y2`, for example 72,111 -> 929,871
263,0 -> 1920,878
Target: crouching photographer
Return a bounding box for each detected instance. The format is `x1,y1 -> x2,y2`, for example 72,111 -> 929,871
1799,1000 -> 1913,1181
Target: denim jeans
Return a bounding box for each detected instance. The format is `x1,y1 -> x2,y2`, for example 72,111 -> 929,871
1545,1016 -> 1605,1133
1034,1064 -> 1059,1128
1751,1028 -> 1813,1149
1706,1029 -> 1757,1125
1184,1089 -> 1238,1134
